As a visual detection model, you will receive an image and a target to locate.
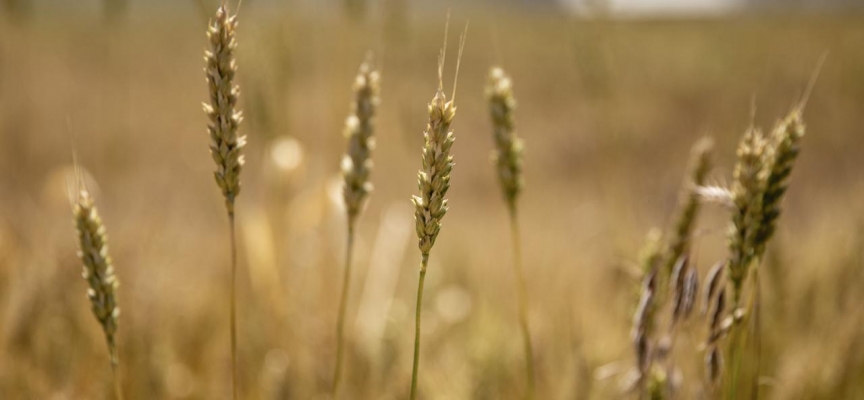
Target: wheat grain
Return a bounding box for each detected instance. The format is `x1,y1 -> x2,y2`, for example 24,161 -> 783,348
204,4 -> 245,217
203,5 -> 244,400
485,66 -> 535,399
333,57 -> 380,398
74,188 -> 124,400
727,127 -> 767,305
409,21 -> 467,400
485,66 -> 524,209
753,110 -> 805,258
661,137 -> 713,275
342,58 -> 380,222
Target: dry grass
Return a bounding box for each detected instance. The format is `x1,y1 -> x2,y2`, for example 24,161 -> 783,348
203,5 -> 245,399
1,5 -> 864,400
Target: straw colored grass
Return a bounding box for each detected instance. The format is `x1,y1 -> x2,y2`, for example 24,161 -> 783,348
333,56 -> 380,398
203,4 -> 245,400
485,66 -> 535,399
73,187 -> 123,400
409,23 -> 467,400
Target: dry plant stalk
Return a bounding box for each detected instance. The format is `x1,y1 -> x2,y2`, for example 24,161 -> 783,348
485,66 -> 535,399
333,57 -> 380,398
409,23 -> 466,400
203,5 -> 245,400
74,188 -> 124,400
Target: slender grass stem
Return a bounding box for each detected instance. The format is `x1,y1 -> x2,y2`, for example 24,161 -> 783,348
229,212 -> 239,400
410,253 -> 429,400
509,205 -> 535,399
332,218 -> 356,398
111,359 -> 124,400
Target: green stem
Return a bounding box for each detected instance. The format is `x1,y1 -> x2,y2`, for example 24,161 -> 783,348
410,253 -> 429,400
509,204 -> 535,399
332,218 -> 356,398
229,212 -> 239,400
110,348 -> 124,400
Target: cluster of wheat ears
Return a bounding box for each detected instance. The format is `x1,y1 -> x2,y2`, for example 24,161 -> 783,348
69,4 -> 823,400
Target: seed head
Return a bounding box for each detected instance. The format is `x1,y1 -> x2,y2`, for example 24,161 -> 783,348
754,110 -> 805,257
661,137 -> 713,275
74,189 -> 120,365
412,88 -> 456,255
204,4 -> 245,215
727,127 -> 767,302
342,59 -> 381,221
485,67 -> 524,209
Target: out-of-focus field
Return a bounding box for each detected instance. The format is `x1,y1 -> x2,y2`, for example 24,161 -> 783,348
1,5 -> 864,399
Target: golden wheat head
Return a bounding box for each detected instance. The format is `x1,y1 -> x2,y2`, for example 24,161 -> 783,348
342,58 -> 381,221
74,189 -> 120,365
204,4 -> 245,216
485,66 -> 524,208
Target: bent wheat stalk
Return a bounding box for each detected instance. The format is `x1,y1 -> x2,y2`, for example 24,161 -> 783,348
203,5 -> 245,400
74,188 -> 124,400
485,66 -> 534,399
409,23 -> 466,400
333,57 -> 380,398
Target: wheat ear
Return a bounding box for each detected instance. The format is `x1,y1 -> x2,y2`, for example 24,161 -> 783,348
333,57 -> 380,398
74,188 -> 124,400
726,126 -> 767,306
661,137 -> 713,276
485,66 -> 535,399
203,5 -> 245,400
752,110 -> 805,258
409,22 -> 466,400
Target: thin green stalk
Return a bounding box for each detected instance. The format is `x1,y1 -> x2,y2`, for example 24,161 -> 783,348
111,360 -> 124,400
509,205 -> 535,399
410,253 -> 429,400
332,218 -> 356,398
727,327 -> 742,400
229,212 -> 239,400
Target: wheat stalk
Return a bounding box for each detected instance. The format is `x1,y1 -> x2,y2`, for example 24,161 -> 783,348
203,4 -> 245,400
409,22 -> 466,400
333,56 -> 380,398
74,188 -> 124,400
485,66 -> 535,399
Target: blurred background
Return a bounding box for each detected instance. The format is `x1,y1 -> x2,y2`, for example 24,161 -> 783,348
1,0 -> 863,399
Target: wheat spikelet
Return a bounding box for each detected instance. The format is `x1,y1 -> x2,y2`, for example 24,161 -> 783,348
342,57 -> 380,222
753,110 -> 805,258
486,65 -> 536,399
203,5 -> 244,399
412,75 -> 457,256
661,137 -> 713,275
485,66 -> 524,209
204,4 -> 245,216
727,127 -> 767,304
333,56 -> 380,398
74,189 -> 120,365
410,21 -> 467,400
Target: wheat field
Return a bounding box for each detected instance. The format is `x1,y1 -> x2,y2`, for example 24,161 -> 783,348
1,3 -> 864,399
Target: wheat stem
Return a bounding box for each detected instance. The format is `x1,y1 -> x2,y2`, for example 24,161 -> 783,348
111,360 -> 124,400
509,205 -> 535,399
229,212 -> 239,400
410,253 -> 429,400
332,218 -> 356,398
